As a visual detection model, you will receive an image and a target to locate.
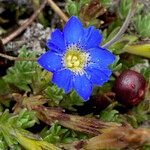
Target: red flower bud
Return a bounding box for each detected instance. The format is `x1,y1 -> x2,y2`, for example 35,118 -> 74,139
113,70 -> 146,106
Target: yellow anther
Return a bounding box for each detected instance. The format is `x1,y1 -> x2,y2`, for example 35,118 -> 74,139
73,60 -> 80,67
67,62 -> 73,67
63,47 -> 89,74
66,55 -> 72,61
72,56 -> 78,61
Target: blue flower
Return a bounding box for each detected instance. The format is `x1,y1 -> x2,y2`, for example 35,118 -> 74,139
38,16 -> 115,101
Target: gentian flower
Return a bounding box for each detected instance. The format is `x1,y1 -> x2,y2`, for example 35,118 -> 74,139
38,16 -> 115,101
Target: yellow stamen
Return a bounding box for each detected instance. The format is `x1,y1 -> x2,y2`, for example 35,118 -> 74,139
63,46 -> 89,74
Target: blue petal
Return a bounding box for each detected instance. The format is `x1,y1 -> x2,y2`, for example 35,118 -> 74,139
38,51 -> 63,72
52,69 -> 73,93
86,67 -> 112,86
80,26 -> 102,50
63,16 -> 83,45
89,47 -> 115,67
73,74 -> 92,101
47,29 -> 66,53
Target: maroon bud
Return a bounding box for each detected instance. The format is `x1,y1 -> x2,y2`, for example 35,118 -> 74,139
113,70 -> 146,106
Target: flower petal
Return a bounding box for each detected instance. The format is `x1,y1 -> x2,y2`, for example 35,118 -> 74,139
52,69 -> 73,93
80,26 -> 102,50
73,74 -> 92,101
38,51 -> 63,72
63,16 -> 83,45
89,47 -> 115,67
86,67 -> 112,86
47,29 -> 66,53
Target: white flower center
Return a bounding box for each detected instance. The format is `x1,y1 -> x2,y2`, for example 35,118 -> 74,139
63,45 -> 90,74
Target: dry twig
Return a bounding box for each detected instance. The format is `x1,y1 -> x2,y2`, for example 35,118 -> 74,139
33,106 -> 120,136
47,0 -> 68,22
1,0 -> 47,45
0,52 -> 37,61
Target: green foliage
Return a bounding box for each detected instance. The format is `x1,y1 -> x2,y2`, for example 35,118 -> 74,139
99,109 -> 121,123
16,108 -> 38,129
100,0 -> 110,7
65,0 -> 108,27
102,28 -> 137,54
40,122 -> 68,143
132,102 -> 150,123
45,84 -> 64,106
0,79 -> 11,108
65,0 -> 90,16
40,122 -> 88,144
126,101 -> 150,128
65,0 -> 79,16
0,1 -> 150,149
93,81 -> 113,96
0,110 -> 19,149
126,115 -> 139,128
141,67 -> 150,83
118,0 -> 132,19
0,79 -> 9,95
118,0 -> 144,19
117,0 -> 150,38
144,140 -> 150,150
120,55 -> 144,71
3,46 -> 39,92
45,85 -> 84,111
2,46 -> 51,95
109,55 -> 122,72
60,90 -> 84,111
0,108 -> 38,149
101,28 -> 120,46
111,35 -> 138,54
134,12 -> 150,38
98,102 -> 122,123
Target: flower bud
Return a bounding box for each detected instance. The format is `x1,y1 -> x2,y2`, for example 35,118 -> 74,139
113,70 -> 146,106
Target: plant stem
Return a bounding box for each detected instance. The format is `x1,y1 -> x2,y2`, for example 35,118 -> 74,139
47,0 -> 68,22
0,53 -> 37,61
102,0 -> 137,48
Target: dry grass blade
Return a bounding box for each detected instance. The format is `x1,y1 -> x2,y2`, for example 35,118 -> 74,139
81,127 -> 150,150
62,127 -> 150,150
32,106 -> 120,136
47,0 -> 68,22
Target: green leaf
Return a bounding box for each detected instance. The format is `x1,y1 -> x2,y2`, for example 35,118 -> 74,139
3,46 -> 39,92
60,90 -> 84,111
40,122 -> 88,144
118,0 -> 131,19
99,109 -> 121,122
109,55 -> 122,72
0,108 -> 38,149
132,101 -> 149,124
118,0 -> 144,19
0,79 -> 9,95
65,0 -> 78,16
40,122 -> 68,143
45,84 -> 64,106
100,0 -> 110,7
126,115 -> 138,128
45,84 -> 84,111
134,12 -> 150,38
144,139 -> 150,150
0,110 -> 20,149
141,67 -> 150,83
16,108 -> 38,129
